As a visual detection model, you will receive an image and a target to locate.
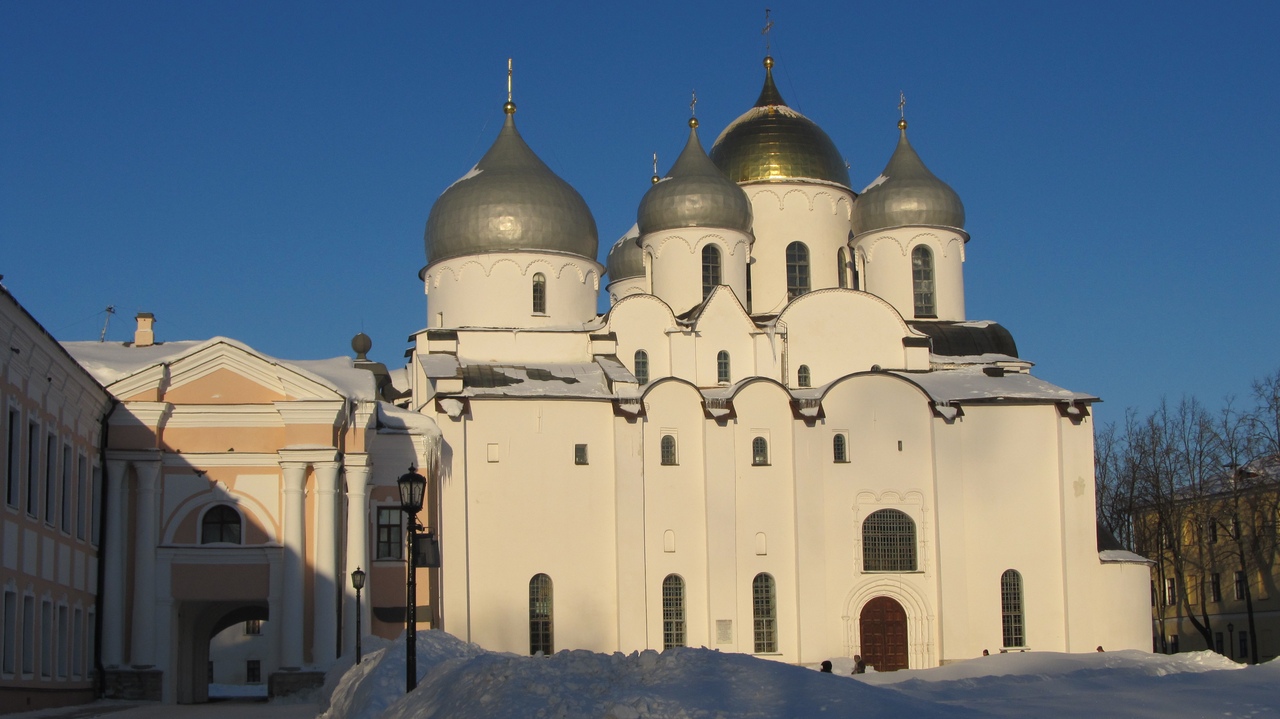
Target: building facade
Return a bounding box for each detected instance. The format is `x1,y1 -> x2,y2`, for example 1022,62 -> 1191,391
0,286 -> 113,713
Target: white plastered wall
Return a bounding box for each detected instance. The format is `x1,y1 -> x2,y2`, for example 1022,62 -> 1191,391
640,229 -> 751,317
854,228 -> 967,322
424,252 -> 602,329
743,183 -> 854,314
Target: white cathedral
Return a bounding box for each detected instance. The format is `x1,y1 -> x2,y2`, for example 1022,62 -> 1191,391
413,55 -> 1151,669
2,52 -> 1154,710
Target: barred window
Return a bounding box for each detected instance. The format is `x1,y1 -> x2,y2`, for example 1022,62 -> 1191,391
833,434 -> 849,463
752,437 -> 769,466
529,574 -> 553,655
660,435 -> 678,466
634,350 -> 649,385
662,574 -> 686,649
1001,569 -> 1025,648
797,365 -> 811,388
702,245 -> 721,301
532,273 -> 547,314
201,505 -> 241,544
717,351 -> 730,384
862,509 -> 917,572
786,242 -> 810,300
912,246 -> 935,317
752,573 -> 777,653
376,507 -> 403,560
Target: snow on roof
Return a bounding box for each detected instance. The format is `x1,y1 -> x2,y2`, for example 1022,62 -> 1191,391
458,362 -> 614,399
595,355 -> 637,384
375,403 -> 442,442
420,353 -> 461,379
62,337 -> 377,400
861,173 -> 888,193
1099,549 -> 1154,565
891,366 -> 1096,404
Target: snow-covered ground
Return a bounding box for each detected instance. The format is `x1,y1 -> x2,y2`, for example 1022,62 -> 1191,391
315,631 -> 1280,719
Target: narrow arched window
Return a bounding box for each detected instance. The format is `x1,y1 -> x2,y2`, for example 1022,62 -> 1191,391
532,273 -> 547,314
529,574 -> 553,655
752,437 -> 769,466
201,505 -> 241,544
833,434 -> 848,463
662,574 -> 686,649
797,365 -> 811,388
660,435 -> 678,466
911,246 -> 935,318
862,509 -> 916,572
634,350 -> 649,385
786,242 -> 810,300
837,248 -> 848,289
1001,570 -> 1024,648
752,573 -> 777,653
717,351 -> 730,384
702,245 -> 721,301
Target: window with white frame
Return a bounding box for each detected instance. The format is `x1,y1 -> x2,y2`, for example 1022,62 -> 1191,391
529,574 -> 553,655
660,435 -> 678,466
751,437 -> 769,466
752,573 -> 777,653
912,245 -> 936,317
862,509 -> 917,572
786,242 -> 810,300
716,351 -> 730,384
1001,569 -> 1025,648
1165,577 -> 1177,606
662,574 -> 686,649
532,273 -> 547,314
376,507 -> 403,560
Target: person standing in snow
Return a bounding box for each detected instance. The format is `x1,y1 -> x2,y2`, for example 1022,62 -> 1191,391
852,655 -> 866,674
820,660 -> 833,673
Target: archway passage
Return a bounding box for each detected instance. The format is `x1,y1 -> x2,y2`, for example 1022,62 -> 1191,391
860,596 -> 908,671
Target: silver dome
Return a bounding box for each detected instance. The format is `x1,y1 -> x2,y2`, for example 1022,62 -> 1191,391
637,122 -> 753,235
851,122 -> 965,236
424,111 -> 599,266
606,223 -> 644,281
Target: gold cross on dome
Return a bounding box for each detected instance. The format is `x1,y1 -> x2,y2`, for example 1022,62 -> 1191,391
899,91 -> 906,119
690,90 -> 697,117
762,8 -> 773,54
507,58 -> 513,102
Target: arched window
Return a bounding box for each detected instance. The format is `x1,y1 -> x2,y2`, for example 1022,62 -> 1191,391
201,505 -> 241,544
717,351 -> 731,384
532,273 -> 547,314
911,246 -> 935,318
862,509 -> 916,572
797,365 -> 811,388
529,574 -> 553,655
752,573 -> 777,653
833,434 -> 848,463
1001,570 -> 1025,648
752,437 -> 769,466
702,245 -> 721,301
662,574 -> 686,649
837,248 -> 848,289
786,242 -> 810,300
634,350 -> 649,385
660,435 -> 678,466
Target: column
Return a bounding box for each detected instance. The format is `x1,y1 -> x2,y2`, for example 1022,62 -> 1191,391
312,462 -> 341,665
130,459 -> 161,667
280,462 -> 308,669
342,457 -> 372,659
102,459 -> 128,668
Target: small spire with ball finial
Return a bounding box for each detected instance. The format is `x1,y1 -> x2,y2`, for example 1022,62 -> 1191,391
898,91 -> 907,130
652,153 -> 660,184
503,58 -> 516,115
689,90 -> 699,128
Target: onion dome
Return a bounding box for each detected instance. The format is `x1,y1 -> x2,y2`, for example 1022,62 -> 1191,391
423,104 -> 599,266
709,56 -> 850,188
851,119 -> 965,236
606,223 -> 644,281
637,118 -> 753,235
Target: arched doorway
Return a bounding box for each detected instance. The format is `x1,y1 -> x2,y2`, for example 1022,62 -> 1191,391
176,602 -> 269,704
859,596 -> 908,671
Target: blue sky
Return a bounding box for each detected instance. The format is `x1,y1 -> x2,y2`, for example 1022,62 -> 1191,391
2,1 -> 1277,423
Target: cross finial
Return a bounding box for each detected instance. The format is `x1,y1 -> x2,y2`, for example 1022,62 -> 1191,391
690,90 -> 697,117
898,91 -> 906,119
507,58 -> 513,102
762,8 -> 773,54
653,153 -> 658,176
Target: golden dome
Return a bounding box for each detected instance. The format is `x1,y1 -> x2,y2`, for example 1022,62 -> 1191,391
709,57 -> 850,188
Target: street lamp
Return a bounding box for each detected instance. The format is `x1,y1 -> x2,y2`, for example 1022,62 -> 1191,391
398,466 -> 427,693
351,567 -> 366,664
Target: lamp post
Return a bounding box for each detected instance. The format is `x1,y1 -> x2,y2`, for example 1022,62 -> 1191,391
351,567 -> 366,664
397,466 -> 427,693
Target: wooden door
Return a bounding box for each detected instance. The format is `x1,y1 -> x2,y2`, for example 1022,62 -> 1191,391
859,596 -> 908,671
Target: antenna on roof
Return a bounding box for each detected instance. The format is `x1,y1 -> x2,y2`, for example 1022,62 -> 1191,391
99,305 -> 116,342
